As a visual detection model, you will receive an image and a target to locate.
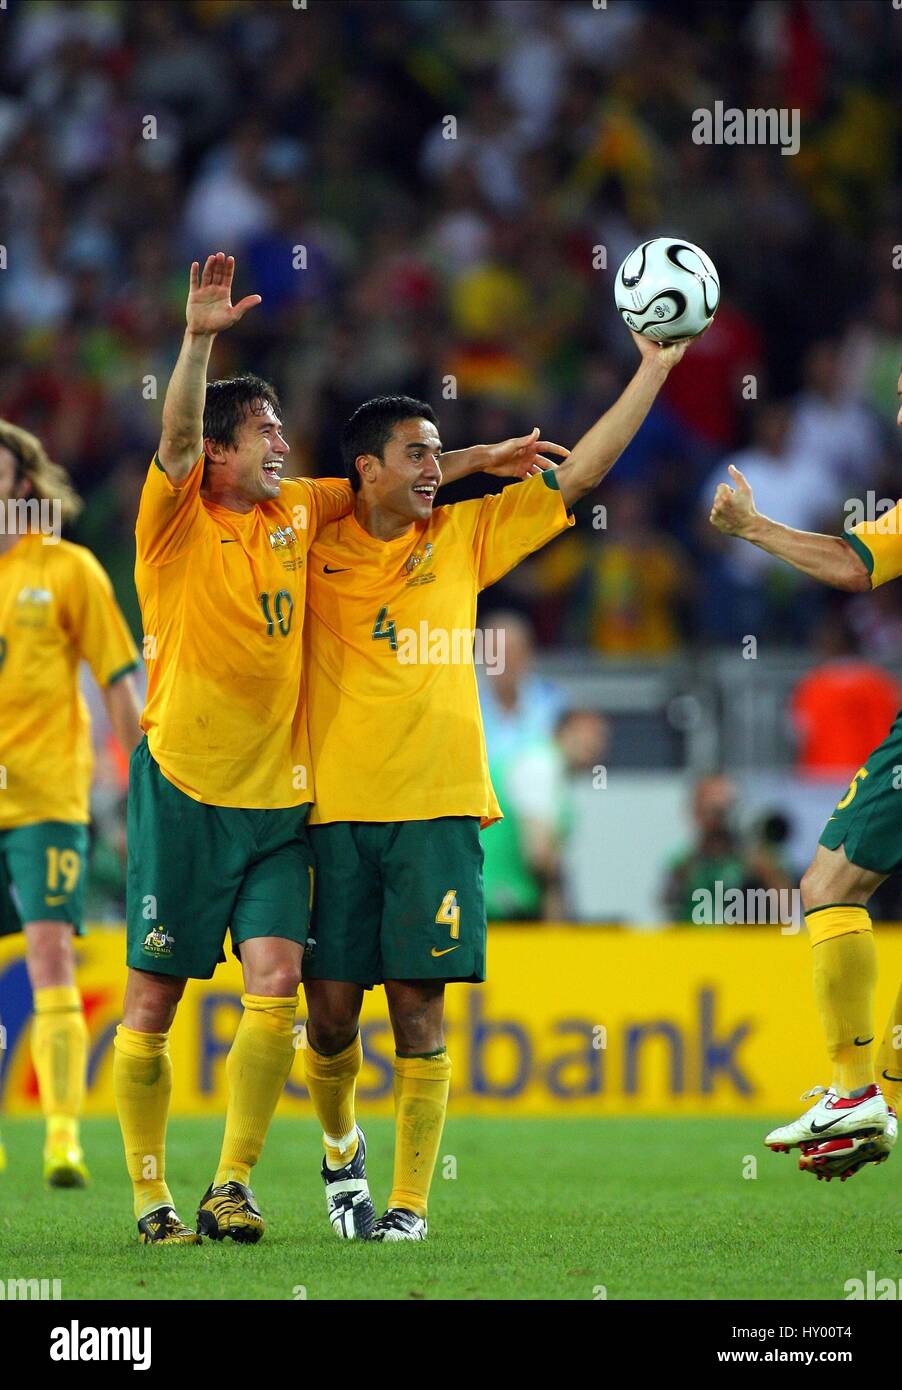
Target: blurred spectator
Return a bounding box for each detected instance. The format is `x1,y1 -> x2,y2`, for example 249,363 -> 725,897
698,400 -> 830,641
787,340 -> 884,496
790,613 -> 900,780
483,706 -> 610,921
661,775 -> 793,923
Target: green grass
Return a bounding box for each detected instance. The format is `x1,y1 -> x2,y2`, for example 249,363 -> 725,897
0,1116 -> 897,1300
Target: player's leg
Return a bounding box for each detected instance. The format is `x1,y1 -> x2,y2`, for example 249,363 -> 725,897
370,816 -> 485,1241
876,980 -> 902,1110
197,809 -> 312,1242
118,736 -> 244,1244
766,827 -> 889,1153
24,920 -> 89,1187
115,966 -> 196,1242
3,820 -> 90,1187
301,823 -> 380,1239
302,977 -> 373,1237
370,978 -> 450,1242
196,936 -> 302,1243
801,980 -> 902,1182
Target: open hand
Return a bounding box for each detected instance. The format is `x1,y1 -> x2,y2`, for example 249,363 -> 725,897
484,427 -> 570,479
186,253 -> 261,336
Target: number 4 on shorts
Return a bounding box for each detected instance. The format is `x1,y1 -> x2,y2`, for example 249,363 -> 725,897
436,889 -> 460,940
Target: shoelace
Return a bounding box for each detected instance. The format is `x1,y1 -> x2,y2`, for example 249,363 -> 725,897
800,1085 -> 833,1103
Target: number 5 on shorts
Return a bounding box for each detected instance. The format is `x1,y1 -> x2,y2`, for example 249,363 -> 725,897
835,766 -> 868,811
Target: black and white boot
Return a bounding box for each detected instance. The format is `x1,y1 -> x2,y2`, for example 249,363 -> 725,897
369,1207 -> 427,1242
322,1126 -> 376,1239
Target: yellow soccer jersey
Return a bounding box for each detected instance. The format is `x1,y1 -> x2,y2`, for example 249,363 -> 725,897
306,470 -> 573,825
847,505 -> 902,588
135,455 -> 352,808
0,535 -> 139,828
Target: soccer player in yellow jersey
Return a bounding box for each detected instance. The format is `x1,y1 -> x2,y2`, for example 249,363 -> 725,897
0,422 -> 141,1187
114,252 -> 551,1245
300,330 -> 694,1240
710,368 -> 902,1183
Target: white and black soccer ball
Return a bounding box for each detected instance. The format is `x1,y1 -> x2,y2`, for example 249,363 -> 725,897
614,237 -> 720,341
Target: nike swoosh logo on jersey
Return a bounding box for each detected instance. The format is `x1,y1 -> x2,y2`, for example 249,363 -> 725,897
854,1036 -> 874,1046
323,564 -> 350,574
881,1069 -> 902,1083
431,946 -> 460,957
220,539 -> 238,544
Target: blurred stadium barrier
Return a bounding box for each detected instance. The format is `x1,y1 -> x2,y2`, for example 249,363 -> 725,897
2,928 -> 900,1116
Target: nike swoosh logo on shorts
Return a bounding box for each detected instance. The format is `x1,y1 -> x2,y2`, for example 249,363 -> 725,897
323,564 -> 350,574
45,894 -> 67,906
431,946 -> 460,958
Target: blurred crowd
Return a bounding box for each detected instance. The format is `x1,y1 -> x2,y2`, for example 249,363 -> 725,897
1,0 -> 901,919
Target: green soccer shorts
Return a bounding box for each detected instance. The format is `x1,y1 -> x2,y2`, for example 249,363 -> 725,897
0,821 -> 89,936
303,817 -> 487,988
126,738 -> 313,980
819,711 -> 902,873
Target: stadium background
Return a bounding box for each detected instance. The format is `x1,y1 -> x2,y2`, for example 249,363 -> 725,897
1,0 -> 901,1120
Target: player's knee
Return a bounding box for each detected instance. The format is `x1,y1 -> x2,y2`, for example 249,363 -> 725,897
392,1014 -> 444,1056
25,923 -> 76,988
799,860 -> 831,912
246,964 -> 301,999
306,1011 -> 359,1055
124,972 -> 186,1033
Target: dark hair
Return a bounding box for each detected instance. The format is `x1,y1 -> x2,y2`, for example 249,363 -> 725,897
341,395 -> 438,491
203,375 -> 281,448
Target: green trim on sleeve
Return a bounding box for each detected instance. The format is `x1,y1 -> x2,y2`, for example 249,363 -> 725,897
152,454 -> 166,473
845,531 -> 874,576
540,469 -> 561,492
105,660 -> 140,688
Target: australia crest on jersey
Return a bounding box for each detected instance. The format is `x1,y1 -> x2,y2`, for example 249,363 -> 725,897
405,542 -> 436,586
268,525 -> 297,550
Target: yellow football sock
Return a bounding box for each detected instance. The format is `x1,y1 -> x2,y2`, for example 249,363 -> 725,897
806,906 -> 877,1095
113,1025 -> 172,1219
31,985 -> 87,1151
388,1050 -> 451,1219
304,1031 -> 362,1169
876,982 -> 902,1110
213,993 -> 297,1188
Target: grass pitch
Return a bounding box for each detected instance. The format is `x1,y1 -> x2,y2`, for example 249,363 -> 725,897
0,1116 -> 896,1300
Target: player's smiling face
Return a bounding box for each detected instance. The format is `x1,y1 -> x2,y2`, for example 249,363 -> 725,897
368,417 -> 442,522
204,400 -> 289,510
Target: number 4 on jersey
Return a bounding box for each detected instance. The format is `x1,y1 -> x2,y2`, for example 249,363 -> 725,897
372,606 -> 398,652
435,889 -> 460,940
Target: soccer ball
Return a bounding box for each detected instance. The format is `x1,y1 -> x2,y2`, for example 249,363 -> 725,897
614,237 -> 719,342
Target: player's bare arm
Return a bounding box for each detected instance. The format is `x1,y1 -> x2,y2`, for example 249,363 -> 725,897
552,331 -> 691,509
439,429 -> 569,485
709,464 -> 871,593
101,673 -> 143,756
158,253 -> 262,483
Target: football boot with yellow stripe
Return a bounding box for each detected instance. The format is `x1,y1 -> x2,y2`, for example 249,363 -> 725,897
196,1180 -> 265,1243
138,1205 -> 201,1245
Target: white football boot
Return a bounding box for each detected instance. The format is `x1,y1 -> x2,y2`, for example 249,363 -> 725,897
765,1083 -> 889,1152
799,1107 -> 897,1181
369,1207 -> 427,1242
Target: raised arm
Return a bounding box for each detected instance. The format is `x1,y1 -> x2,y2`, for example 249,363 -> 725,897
158,253 -> 261,483
552,332 -> 691,509
709,464 -> 871,593
439,429 -> 570,486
